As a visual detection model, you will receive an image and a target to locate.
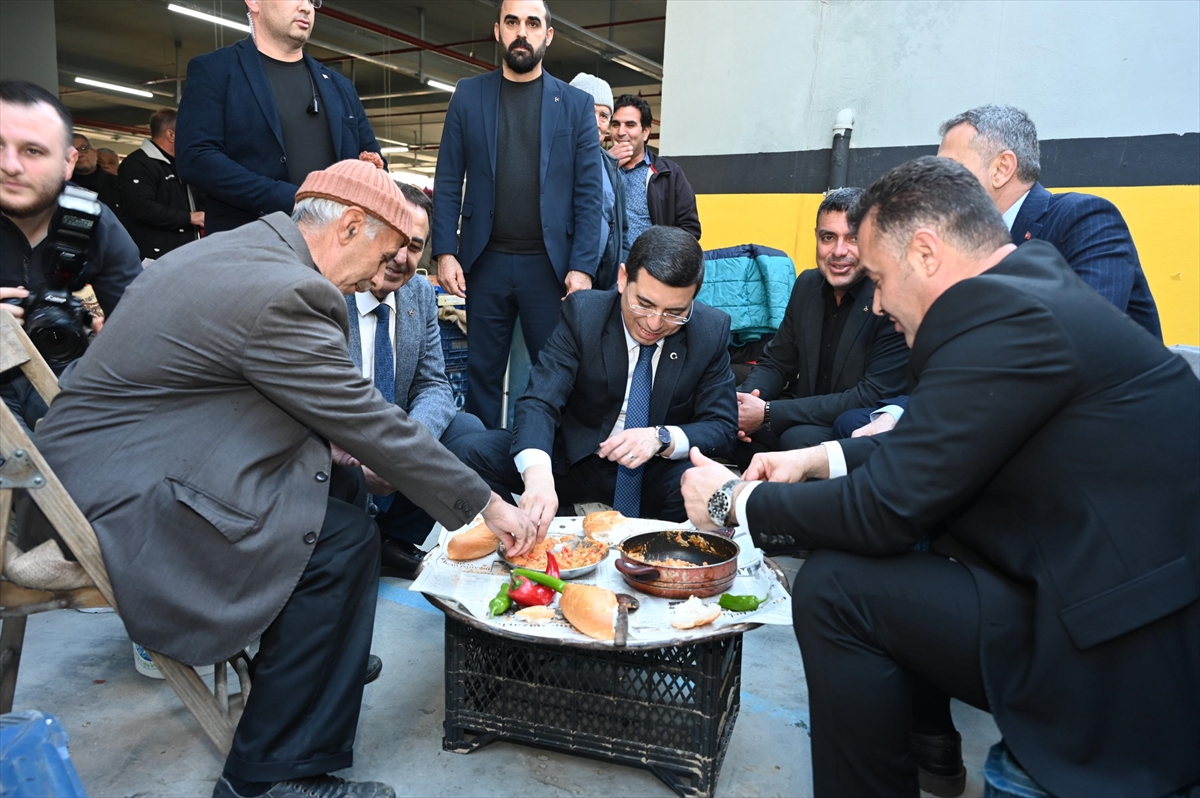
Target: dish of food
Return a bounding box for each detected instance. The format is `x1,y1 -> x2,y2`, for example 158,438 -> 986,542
497,534 -> 609,578
644,556 -> 707,568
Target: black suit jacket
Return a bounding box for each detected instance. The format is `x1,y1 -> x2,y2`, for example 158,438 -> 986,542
513,289 -> 737,471
748,241 -> 1200,797
738,269 -> 909,431
176,38 -> 379,234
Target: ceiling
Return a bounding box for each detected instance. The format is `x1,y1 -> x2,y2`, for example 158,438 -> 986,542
55,0 -> 666,177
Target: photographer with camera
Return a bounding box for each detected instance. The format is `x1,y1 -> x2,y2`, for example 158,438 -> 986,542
1,80 -> 142,431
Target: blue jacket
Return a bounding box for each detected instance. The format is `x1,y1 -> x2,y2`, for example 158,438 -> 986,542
1011,182 -> 1161,339
176,37 -> 379,234
431,69 -> 603,282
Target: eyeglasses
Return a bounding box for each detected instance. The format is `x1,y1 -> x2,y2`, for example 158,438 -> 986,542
75,144 -> 93,153
627,299 -> 693,326
303,0 -> 323,7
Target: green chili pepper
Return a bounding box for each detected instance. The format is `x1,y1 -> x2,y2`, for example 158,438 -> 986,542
718,593 -> 769,612
488,583 -> 512,617
511,567 -> 566,593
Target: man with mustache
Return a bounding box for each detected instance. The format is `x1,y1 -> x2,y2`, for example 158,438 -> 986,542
733,188 -> 908,468
344,182 -> 486,579
432,0 -> 603,429
177,0 -> 381,234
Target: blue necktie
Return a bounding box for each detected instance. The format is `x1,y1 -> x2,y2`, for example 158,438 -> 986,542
613,344 -> 656,517
372,303 -> 395,512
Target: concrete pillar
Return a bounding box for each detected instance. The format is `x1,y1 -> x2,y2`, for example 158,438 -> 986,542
0,0 -> 59,92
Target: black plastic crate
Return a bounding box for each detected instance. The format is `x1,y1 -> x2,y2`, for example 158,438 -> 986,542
443,617 -> 742,798
445,365 -> 468,410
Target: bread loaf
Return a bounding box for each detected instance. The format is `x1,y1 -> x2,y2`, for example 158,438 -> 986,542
582,510 -> 624,538
560,583 -> 618,641
445,522 -> 498,560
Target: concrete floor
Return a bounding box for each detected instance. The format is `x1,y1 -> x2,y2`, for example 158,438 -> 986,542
9,556 -> 1001,798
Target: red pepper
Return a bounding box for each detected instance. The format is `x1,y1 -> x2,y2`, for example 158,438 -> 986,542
508,552 -> 562,607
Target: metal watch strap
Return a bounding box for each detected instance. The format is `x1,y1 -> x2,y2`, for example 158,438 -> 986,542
763,401 -> 771,431
707,478 -> 740,528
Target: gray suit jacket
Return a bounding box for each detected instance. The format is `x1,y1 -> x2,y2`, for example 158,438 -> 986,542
345,276 -> 456,439
33,214 -> 490,664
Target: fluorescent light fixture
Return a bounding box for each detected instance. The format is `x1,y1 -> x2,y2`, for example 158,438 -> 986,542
74,77 -> 154,99
167,3 -> 251,32
426,79 -> 457,93
388,170 -> 434,190
380,146 -> 410,154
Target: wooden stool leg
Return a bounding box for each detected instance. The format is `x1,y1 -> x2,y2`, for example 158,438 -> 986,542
148,650 -> 235,755
0,616 -> 28,713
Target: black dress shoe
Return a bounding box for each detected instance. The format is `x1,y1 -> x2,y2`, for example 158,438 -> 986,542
910,730 -> 966,797
379,538 -> 423,580
213,774 -> 396,798
364,654 -> 382,685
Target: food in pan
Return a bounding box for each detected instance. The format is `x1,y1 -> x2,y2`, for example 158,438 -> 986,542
670,596 -> 721,630
515,606 -> 557,625
645,556 -> 708,568
506,534 -> 607,570
446,521 -> 499,560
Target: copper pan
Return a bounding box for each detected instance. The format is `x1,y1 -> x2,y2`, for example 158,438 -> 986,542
614,530 -> 739,599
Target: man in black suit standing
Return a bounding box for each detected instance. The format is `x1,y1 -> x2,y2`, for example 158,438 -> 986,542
734,187 -> 908,467
681,157 -> 1200,798
461,226 -> 736,531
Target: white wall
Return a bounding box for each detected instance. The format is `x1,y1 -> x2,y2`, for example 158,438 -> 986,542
659,0 -> 1200,156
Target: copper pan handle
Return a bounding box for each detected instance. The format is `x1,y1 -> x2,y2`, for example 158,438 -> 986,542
615,557 -> 659,578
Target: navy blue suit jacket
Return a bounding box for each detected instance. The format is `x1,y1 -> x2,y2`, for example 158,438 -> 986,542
513,289 -> 737,471
1012,182 -> 1161,339
431,70 -> 603,282
176,38 -> 379,234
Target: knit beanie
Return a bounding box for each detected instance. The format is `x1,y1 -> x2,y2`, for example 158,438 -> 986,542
295,159 -> 411,240
569,72 -> 614,111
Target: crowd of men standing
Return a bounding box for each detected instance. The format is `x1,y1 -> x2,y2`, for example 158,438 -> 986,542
1,1 -> 1196,798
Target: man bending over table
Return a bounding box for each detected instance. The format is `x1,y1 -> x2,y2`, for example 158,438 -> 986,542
30,160 -> 536,798
681,157 -> 1199,798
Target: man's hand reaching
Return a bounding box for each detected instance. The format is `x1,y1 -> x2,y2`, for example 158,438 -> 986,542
518,465 -> 559,540
482,493 -> 540,556
742,446 -> 829,483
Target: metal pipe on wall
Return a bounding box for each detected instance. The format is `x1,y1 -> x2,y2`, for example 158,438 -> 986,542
828,108 -> 855,190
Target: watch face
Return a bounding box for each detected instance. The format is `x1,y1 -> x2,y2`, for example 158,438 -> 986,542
657,427 -> 671,445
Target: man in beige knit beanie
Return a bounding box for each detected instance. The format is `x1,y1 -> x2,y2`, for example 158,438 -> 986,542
31,159 -> 538,798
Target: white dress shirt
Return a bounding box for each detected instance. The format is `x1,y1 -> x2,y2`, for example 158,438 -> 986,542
514,319 -> 690,475
350,291 -> 397,380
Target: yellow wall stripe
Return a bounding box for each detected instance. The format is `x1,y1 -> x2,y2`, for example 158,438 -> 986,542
696,187 -> 1200,345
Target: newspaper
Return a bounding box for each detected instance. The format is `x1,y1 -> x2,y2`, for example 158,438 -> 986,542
409,516 -> 792,646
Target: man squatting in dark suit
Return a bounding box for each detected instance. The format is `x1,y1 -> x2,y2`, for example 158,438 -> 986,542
344,182 -> 486,580
459,225 -> 737,535
732,187 -> 909,469
680,157 -> 1200,798
31,161 -> 539,798
839,103 -> 1163,439
431,0 -> 603,430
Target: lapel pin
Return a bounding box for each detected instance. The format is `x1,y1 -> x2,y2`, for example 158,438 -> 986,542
863,305 -> 869,312
407,308 -> 414,317
670,352 -> 679,360
554,96 -> 560,102
1024,232 -> 1031,240
322,74 -> 329,79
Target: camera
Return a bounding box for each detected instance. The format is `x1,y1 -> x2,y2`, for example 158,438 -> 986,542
2,186 -> 100,367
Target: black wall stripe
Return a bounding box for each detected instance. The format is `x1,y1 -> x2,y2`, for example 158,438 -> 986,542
672,133 -> 1200,194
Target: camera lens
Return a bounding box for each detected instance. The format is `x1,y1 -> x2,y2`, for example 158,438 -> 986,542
26,305 -> 87,366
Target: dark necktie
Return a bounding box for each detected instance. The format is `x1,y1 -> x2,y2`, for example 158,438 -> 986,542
372,303 -> 395,512
612,343 -> 656,517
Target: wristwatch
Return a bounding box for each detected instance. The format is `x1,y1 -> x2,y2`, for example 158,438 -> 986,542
654,425 -> 672,457
763,401 -> 772,431
707,479 -> 740,528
